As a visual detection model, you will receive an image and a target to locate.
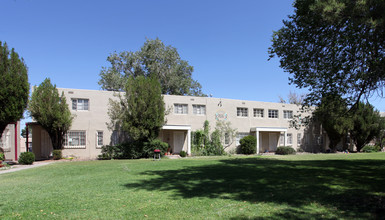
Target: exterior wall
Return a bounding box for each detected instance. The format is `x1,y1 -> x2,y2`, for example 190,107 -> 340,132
0,122 -> 21,161
56,88 -> 119,159
163,95 -> 315,153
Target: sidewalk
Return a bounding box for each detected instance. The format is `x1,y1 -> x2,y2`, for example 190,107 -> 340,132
0,160 -> 57,175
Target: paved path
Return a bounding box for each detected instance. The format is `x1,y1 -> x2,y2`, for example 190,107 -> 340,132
0,161 -> 56,175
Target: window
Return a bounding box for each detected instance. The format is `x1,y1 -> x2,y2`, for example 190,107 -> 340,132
283,110 -> 293,119
280,133 -> 285,146
253,108 -> 264,118
297,133 -> 302,145
287,133 -> 293,145
237,108 -> 248,117
0,129 -> 10,152
97,131 -> 103,147
72,99 -> 89,111
236,132 -> 249,145
64,131 -> 86,148
174,104 -> 188,114
268,109 -> 278,118
224,133 -> 230,145
193,105 -> 206,115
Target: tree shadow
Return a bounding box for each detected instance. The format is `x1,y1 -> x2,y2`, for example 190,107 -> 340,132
124,158 -> 385,218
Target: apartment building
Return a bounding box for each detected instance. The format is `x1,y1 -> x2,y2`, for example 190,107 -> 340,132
30,88 -> 325,160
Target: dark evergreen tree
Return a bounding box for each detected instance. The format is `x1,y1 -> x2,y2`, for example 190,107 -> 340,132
0,41 -> 29,136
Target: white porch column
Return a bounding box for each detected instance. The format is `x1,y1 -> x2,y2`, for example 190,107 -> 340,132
284,131 -> 287,146
256,130 -> 260,154
187,128 -> 191,155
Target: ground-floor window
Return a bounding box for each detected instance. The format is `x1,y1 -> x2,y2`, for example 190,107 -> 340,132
279,133 -> 285,146
297,133 -> 302,145
97,131 -> 103,148
236,132 -> 250,145
64,131 -> 86,149
287,133 -> 293,145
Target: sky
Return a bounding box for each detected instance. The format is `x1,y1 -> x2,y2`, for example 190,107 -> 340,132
1,0 -> 384,128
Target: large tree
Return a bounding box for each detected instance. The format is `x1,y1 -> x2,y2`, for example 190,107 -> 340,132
108,76 -> 165,142
99,38 -> 204,96
269,0 -> 385,108
28,78 -> 73,150
349,102 -> 385,151
0,41 -> 29,136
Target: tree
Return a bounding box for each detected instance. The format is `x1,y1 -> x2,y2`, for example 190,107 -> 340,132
215,120 -> 237,149
279,91 -> 306,105
28,78 -> 73,150
313,95 -> 353,151
99,38 -> 204,96
269,0 -> 385,108
108,76 -> 165,142
0,41 -> 29,136
349,102 -> 385,151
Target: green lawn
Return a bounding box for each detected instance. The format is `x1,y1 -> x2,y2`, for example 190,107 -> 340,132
1,153 -> 385,219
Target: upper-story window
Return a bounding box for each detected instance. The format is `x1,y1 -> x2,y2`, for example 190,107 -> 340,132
174,104 -> 188,114
253,108 -> 264,118
193,105 -> 206,115
268,109 -> 278,118
283,110 -> 293,119
72,98 -> 89,111
237,107 -> 248,117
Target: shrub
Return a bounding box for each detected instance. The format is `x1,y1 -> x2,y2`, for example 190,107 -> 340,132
0,152 -> 4,161
179,150 -> 187,157
52,150 -> 62,160
297,148 -> 304,153
240,135 -> 256,154
142,139 -> 169,158
276,146 -> 296,155
361,145 -> 381,153
18,152 -> 35,165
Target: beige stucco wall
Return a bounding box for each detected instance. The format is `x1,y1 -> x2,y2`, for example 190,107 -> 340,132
0,122 -> 21,161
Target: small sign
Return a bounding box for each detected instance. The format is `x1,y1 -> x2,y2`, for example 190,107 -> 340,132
215,111 -> 228,121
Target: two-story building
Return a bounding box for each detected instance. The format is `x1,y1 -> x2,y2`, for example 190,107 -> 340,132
29,88 -> 325,160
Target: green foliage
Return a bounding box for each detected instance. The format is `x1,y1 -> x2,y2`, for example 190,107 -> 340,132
28,78 -> 73,150
350,102 -> 385,152
215,121 -> 237,149
313,95 -> 353,150
276,146 -> 296,155
361,145 -> 381,153
0,152 -> 4,161
142,139 -> 169,158
108,76 -> 165,142
191,121 -> 225,156
0,41 -> 29,136
18,152 -> 35,165
240,135 -> 256,155
269,0 -> 385,108
52,150 -> 62,160
179,151 -> 187,157
99,38 -> 204,96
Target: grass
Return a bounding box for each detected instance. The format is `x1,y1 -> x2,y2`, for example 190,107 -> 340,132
0,153 -> 385,219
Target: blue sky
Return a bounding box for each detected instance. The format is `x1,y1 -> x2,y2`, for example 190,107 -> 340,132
1,0 -> 384,126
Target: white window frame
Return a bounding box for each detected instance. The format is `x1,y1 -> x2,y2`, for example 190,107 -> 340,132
297,133 -> 302,146
253,108 -> 264,118
268,109 -> 279,118
64,131 -> 86,149
236,132 -> 250,146
72,98 -> 89,111
193,105 -> 206,115
96,131 -> 103,148
279,133 -> 285,146
237,108 -> 248,117
174,104 -> 188,114
283,110 -> 293,119
287,133 -> 293,145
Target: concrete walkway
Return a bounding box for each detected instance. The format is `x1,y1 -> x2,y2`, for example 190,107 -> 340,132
0,160 -> 56,175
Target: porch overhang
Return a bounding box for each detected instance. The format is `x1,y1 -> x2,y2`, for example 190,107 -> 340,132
161,125 -> 191,155
250,127 -> 288,154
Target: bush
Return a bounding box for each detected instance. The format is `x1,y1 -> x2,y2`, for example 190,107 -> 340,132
180,150 -> 187,157
142,139 -> 169,158
53,150 -> 62,160
276,146 -> 296,155
361,145 -> 381,153
18,152 -> 35,165
240,135 -> 256,154
0,152 -> 4,161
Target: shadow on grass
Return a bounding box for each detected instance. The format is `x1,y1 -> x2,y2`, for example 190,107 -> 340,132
124,158 -> 385,219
